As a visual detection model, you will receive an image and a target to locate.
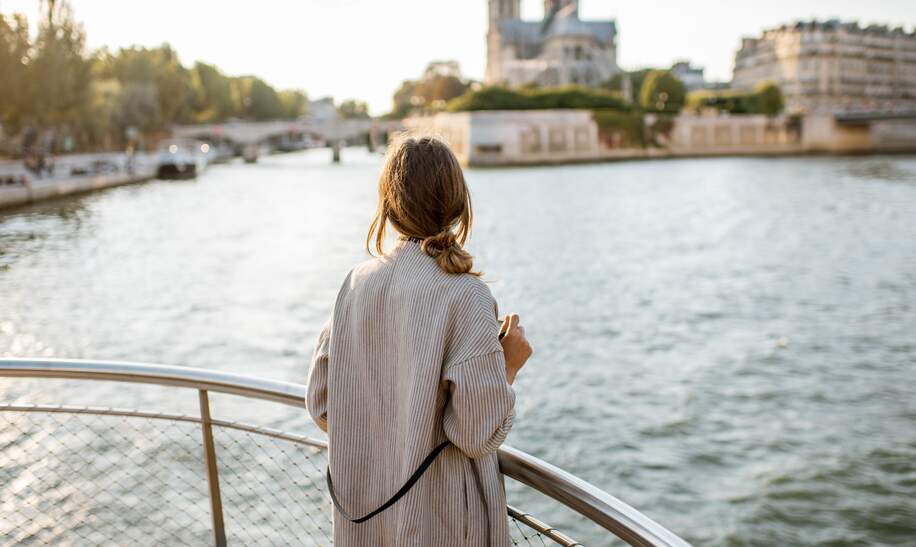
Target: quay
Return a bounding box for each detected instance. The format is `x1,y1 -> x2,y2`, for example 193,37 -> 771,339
0,153 -> 156,210
405,110 -> 916,167
0,117 -> 402,211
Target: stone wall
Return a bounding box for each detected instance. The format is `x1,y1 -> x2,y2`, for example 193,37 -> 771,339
404,110 -> 600,166
669,113 -> 803,155
403,110 -> 916,166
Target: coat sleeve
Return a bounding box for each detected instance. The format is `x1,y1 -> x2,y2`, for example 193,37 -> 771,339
442,350 -> 516,459
306,319 -> 332,432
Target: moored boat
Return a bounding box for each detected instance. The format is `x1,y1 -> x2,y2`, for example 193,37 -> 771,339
156,140 -> 209,179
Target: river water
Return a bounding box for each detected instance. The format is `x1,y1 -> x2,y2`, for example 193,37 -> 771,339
1,148 -> 915,545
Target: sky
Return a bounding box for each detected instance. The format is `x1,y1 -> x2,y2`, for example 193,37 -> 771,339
3,0 -> 916,115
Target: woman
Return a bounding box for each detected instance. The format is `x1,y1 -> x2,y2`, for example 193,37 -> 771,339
307,136 -> 533,547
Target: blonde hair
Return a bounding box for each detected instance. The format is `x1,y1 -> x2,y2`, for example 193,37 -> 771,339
367,135 -> 478,276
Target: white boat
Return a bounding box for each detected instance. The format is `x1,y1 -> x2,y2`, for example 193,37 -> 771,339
156,140 -> 209,179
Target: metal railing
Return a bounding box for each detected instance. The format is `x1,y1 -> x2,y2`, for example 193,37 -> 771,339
0,358 -> 690,547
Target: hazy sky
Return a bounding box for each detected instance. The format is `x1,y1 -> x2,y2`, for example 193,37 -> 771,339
4,0 -> 916,114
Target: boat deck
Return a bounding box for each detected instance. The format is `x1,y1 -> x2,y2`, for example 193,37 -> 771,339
0,359 -> 691,546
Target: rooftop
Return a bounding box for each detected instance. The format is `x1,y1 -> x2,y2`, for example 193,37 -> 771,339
752,19 -> 915,38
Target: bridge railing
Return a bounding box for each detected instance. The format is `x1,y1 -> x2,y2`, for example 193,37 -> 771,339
0,358 -> 690,546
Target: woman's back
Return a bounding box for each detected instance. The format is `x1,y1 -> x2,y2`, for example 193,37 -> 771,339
308,240 -> 515,546
307,136 -> 531,547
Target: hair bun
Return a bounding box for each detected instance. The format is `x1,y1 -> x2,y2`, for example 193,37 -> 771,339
420,229 -> 458,255
420,229 -> 474,275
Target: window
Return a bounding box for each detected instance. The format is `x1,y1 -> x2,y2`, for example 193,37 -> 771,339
574,127 -> 591,151
475,144 -> 502,155
521,127 -> 543,154
548,128 -> 568,152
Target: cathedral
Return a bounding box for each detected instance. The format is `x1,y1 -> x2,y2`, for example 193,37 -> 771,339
485,0 -> 620,88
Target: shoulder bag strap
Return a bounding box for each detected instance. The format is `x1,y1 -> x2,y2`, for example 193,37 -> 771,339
326,441 -> 451,524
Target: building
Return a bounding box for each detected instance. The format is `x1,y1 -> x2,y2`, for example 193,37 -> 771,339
670,61 -> 707,91
732,20 -> 916,114
405,109 -> 600,165
485,0 -> 620,88
404,108 -> 916,166
404,110 -> 804,166
303,97 -> 338,122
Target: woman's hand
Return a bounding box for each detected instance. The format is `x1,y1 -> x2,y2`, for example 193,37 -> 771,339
499,314 -> 532,385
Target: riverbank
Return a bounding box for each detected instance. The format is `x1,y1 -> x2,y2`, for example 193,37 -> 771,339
0,153 -> 158,210
0,171 -> 155,210
405,110 -> 916,166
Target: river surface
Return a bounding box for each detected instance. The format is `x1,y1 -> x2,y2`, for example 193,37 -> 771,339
1,149 -> 915,546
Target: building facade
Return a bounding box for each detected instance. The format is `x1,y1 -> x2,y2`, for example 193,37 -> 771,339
670,61 -> 707,91
732,20 -> 916,114
485,0 -> 620,88
404,108 -> 916,166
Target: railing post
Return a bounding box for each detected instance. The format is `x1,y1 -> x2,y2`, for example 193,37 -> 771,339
199,389 -> 227,547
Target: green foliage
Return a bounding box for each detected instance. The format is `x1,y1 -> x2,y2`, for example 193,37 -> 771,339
116,82 -> 161,132
591,110 -> 646,148
278,89 -> 307,119
603,68 -> 652,102
686,90 -> 751,114
25,1 -> 92,131
95,45 -> 193,129
686,83 -> 785,116
0,1 -> 311,153
236,76 -> 285,121
751,82 -> 784,116
447,85 -> 628,112
389,61 -> 473,118
337,99 -> 370,119
639,70 -> 687,113
0,14 -> 31,134
389,80 -> 419,118
189,62 -> 235,123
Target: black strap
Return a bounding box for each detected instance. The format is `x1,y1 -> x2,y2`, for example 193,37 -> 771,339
326,441 -> 451,524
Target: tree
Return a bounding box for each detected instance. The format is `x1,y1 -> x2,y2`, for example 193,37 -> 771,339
446,85 -> 628,112
337,99 -> 370,119
390,80 -> 419,118
604,68 -> 653,103
232,76 -> 284,120
116,82 -> 161,133
388,61 -> 472,118
0,14 -> 31,135
279,89 -> 307,119
92,44 -> 193,130
639,70 -> 686,114
150,45 -> 192,125
751,82 -> 784,116
685,84 -> 785,116
0,0 -> 309,153
28,0 -> 92,137
416,75 -> 470,109
79,79 -> 122,149
190,62 -> 236,122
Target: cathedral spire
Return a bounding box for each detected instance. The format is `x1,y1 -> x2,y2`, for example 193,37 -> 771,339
544,0 -> 578,17
542,0 -> 578,32
489,0 -> 520,24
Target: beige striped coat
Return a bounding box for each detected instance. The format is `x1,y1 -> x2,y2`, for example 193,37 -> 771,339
307,239 -> 515,546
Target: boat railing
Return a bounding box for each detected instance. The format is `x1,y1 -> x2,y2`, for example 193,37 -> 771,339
0,358 -> 691,546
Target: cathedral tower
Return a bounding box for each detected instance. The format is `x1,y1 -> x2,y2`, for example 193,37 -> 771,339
544,0 -> 578,17
489,0 -> 520,23
486,0 -> 520,84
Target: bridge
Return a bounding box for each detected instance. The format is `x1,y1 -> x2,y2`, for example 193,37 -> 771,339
171,118 -> 404,162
